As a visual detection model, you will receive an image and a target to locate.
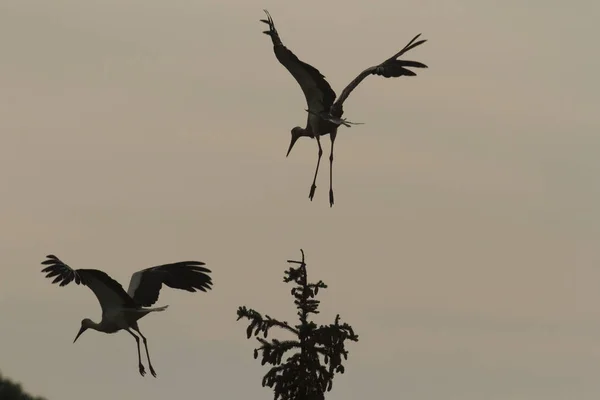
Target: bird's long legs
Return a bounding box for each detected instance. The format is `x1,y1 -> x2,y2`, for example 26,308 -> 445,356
329,133 -> 336,207
309,135 -> 323,201
132,325 -> 157,378
125,328 -> 146,377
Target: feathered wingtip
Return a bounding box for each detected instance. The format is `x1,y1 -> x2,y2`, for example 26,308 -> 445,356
260,9 -> 277,36
159,261 -> 214,293
392,33 -> 428,60
41,254 -> 81,286
375,33 -> 429,78
375,60 -> 428,78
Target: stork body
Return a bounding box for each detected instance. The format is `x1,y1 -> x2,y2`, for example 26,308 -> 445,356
41,254 -> 213,377
260,10 -> 428,206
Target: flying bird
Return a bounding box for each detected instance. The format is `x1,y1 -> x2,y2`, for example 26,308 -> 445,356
260,10 -> 428,207
41,254 -> 213,377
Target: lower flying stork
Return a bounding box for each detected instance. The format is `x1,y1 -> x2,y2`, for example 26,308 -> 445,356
260,10 -> 428,207
41,254 -> 213,377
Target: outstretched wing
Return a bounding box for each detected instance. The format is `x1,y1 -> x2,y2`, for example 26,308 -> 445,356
261,10 -> 337,124
41,255 -> 137,313
127,261 -> 213,307
329,33 -> 428,118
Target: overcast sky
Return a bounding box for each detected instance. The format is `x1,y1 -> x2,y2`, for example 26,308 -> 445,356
0,0 -> 599,399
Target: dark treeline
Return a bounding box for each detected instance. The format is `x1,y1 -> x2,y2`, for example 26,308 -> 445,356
0,372 -> 46,400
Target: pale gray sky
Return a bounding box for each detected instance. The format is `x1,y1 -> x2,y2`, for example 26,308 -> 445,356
0,0 -> 599,399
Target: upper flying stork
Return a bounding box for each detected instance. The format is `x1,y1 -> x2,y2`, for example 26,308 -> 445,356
260,10 -> 428,207
41,254 -> 213,377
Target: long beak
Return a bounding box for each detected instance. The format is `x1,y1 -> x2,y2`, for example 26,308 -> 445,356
286,135 -> 299,157
73,326 -> 87,343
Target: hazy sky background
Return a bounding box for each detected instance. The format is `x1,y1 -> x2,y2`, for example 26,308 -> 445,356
1,0 -> 599,399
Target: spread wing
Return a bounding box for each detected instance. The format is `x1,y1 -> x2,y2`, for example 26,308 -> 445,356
41,254 -> 137,313
261,10 -> 337,126
127,261 -> 213,307
330,33 -> 428,118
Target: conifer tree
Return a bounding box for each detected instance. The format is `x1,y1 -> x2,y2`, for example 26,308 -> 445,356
237,249 -> 358,400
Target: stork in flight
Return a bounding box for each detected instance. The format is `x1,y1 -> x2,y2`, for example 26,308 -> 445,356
41,254 -> 213,377
260,10 -> 428,207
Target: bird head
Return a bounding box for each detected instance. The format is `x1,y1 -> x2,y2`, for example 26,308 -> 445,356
287,127 -> 304,157
73,318 -> 92,343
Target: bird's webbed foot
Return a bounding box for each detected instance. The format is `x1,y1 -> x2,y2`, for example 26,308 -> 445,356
139,364 -> 146,377
149,366 -> 157,378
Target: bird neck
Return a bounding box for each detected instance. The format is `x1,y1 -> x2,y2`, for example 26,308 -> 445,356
87,320 -> 103,331
295,128 -> 313,139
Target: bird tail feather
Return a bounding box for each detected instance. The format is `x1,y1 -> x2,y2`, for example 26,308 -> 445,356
135,305 -> 169,313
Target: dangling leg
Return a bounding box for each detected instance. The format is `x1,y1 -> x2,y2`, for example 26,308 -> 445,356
329,132 -> 336,207
125,328 -> 146,377
309,135 -> 323,201
132,324 -> 157,378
